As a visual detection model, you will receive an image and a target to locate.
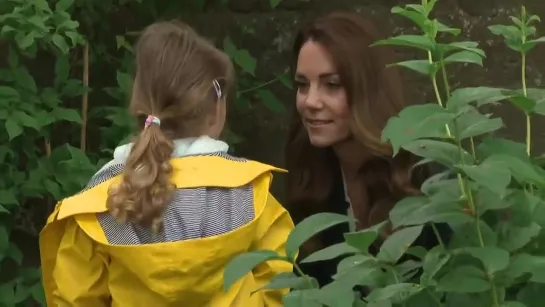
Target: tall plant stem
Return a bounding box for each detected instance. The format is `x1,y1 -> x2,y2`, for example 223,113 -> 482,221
430,50 -> 500,307
80,43 -> 89,152
428,51 -> 464,196
441,66 -> 477,158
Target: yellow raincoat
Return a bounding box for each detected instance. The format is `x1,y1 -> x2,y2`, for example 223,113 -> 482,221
40,155 -> 294,306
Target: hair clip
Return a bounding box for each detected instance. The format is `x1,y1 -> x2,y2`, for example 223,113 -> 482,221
212,79 -> 222,99
144,115 -> 161,128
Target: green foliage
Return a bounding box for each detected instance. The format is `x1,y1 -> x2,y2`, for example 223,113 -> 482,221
224,1 -> 545,306
0,0 -> 288,305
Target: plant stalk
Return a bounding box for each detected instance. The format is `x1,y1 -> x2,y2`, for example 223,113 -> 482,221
431,50 -> 500,307
428,51 -> 465,196
80,43 -> 89,152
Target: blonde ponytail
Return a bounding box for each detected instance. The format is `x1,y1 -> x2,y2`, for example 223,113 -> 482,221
106,116 -> 175,232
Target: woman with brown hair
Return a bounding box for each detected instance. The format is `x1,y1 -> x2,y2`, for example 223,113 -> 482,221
39,20 -> 294,306
286,12 -> 443,286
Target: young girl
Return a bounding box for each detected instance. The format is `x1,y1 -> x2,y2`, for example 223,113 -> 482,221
40,20 -> 294,307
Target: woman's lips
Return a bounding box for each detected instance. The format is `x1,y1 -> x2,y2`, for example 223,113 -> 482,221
306,119 -> 333,126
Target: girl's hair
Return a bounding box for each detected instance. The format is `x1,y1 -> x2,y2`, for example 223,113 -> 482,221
106,20 -> 235,232
286,12 -> 428,230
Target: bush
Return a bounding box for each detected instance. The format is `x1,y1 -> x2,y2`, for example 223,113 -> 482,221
0,0 -> 288,305
224,1 -> 545,306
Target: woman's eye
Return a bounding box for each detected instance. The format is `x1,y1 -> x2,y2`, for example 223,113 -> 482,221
295,81 -> 309,89
327,82 -> 341,89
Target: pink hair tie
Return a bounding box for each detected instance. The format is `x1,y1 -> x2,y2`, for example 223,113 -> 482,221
144,115 -> 161,128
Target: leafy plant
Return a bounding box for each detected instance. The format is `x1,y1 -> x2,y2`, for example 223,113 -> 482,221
223,0 -> 545,306
1,0 -> 288,305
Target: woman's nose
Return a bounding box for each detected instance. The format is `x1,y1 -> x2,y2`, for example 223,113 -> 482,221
304,85 -> 322,109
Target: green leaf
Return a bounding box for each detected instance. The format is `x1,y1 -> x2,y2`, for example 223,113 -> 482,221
256,89 -> 285,113
285,212 -> 353,259
437,265 -> 490,293
52,34 -> 70,54
447,87 -> 510,110
253,272 -> 315,293
402,139 -> 474,167
511,96 -> 537,113
390,60 -> 435,75
116,71 -> 133,95
269,0 -> 282,8
421,246 -> 451,286
390,196 -> 471,229
373,35 -> 435,52
377,225 -> 423,263
234,49 -> 256,76
442,41 -> 486,58
0,225 -> 9,255
223,250 -> 286,291
54,55 -> 70,87
6,243 -> 23,264
8,46 -> 19,67
498,222 -> 540,252
457,155 -> 511,195
5,118 -> 23,140
343,222 -> 385,252
52,107 -> 82,123
459,246 -> 509,273
454,109 -> 503,139
30,282 -> 46,306
492,155 -> 545,186
55,0 -> 74,11
367,283 -> 423,304
283,289 -> 321,307
0,86 -> 20,100
14,111 -> 39,130
501,302 -> 526,307
300,242 -> 358,263
391,6 -> 427,30
16,32 -> 36,50
222,36 -> 237,58
0,190 -> 18,207
444,50 -> 483,66
382,104 -> 453,154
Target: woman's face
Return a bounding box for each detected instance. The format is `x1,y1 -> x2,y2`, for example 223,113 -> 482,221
295,40 -> 351,148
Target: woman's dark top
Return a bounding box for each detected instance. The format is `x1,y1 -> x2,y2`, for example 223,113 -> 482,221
295,165 -> 451,287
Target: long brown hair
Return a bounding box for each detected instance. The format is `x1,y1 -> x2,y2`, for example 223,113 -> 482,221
286,12 -> 427,231
107,20 -> 234,232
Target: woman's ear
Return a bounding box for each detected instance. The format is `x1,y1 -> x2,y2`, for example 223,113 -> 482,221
207,97 -> 226,138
